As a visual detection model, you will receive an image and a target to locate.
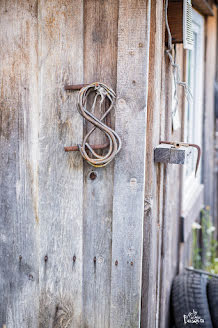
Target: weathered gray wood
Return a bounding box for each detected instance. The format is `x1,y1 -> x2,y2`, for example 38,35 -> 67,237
154,144 -> 186,164
0,1 -> 39,327
203,7 -> 217,222
110,0 -> 151,327
82,2 -> 118,327
158,45 -> 184,328
38,1 -> 84,327
215,13 -> 218,241
2,1 -> 216,327
141,1 -> 165,326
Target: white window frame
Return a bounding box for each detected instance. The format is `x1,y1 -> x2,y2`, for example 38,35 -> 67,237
182,9 -> 204,213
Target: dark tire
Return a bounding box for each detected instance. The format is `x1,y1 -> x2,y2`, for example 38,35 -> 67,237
207,277 -> 218,328
171,272 -> 213,328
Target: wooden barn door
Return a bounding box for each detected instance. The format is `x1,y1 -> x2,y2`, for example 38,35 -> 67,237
0,1 -> 151,327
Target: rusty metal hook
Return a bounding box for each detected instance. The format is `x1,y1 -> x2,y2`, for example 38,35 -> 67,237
64,83 -> 109,153
64,82 -> 121,167
160,141 -> 201,176
64,142 -> 109,152
64,84 -> 89,91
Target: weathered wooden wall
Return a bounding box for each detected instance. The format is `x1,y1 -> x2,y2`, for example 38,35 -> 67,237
158,44 -> 184,328
0,1 -> 39,326
215,8 -> 218,240
141,3 -> 218,328
1,1 -> 217,328
0,0 -> 151,327
110,1 -> 151,327
141,1 -> 165,326
203,6 -> 217,221
38,1 -> 84,327
82,2 -> 118,327
140,0 -> 185,325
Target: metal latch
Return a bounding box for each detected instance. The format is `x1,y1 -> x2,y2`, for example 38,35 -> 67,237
154,141 -> 201,176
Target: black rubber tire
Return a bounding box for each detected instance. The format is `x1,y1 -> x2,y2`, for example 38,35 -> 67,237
207,277 -> 218,328
171,272 -> 213,328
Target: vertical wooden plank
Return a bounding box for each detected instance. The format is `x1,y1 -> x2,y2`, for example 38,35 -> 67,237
158,57 -> 173,328
203,7 -> 217,217
0,1 -> 39,327
38,1 -> 84,326
215,8 -> 218,241
110,0 -> 151,327
158,45 -> 184,328
141,1 -> 165,327
83,1 -> 118,327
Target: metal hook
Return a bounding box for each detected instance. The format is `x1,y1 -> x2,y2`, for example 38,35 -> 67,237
64,142 -> 109,152
64,84 -> 110,153
160,141 -> 201,176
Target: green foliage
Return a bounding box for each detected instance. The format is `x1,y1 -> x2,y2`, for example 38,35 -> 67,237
192,226 -> 202,269
206,239 -> 218,274
192,207 -> 218,274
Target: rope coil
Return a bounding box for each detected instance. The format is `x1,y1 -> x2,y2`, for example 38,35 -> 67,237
77,82 -> 121,167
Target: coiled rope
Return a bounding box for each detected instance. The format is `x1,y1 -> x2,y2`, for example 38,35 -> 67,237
77,82 -> 121,167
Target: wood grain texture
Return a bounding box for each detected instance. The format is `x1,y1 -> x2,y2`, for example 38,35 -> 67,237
158,65 -> 173,328
201,6 -> 217,269
110,1 -> 151,327
154,145 -> 186,164
192,0 -> 214,16
38,1 -> 84,327
159,45 -> 184,328
166,1 -> 183,44
143,7 -> 185,328
0,1 -> 39,327
1,1 -> 209,327
203,7 -> 217,220
141,2 -> 166,325
82,1 -> 118,327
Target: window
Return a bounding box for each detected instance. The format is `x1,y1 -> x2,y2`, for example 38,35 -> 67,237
182,9 -> 204,212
